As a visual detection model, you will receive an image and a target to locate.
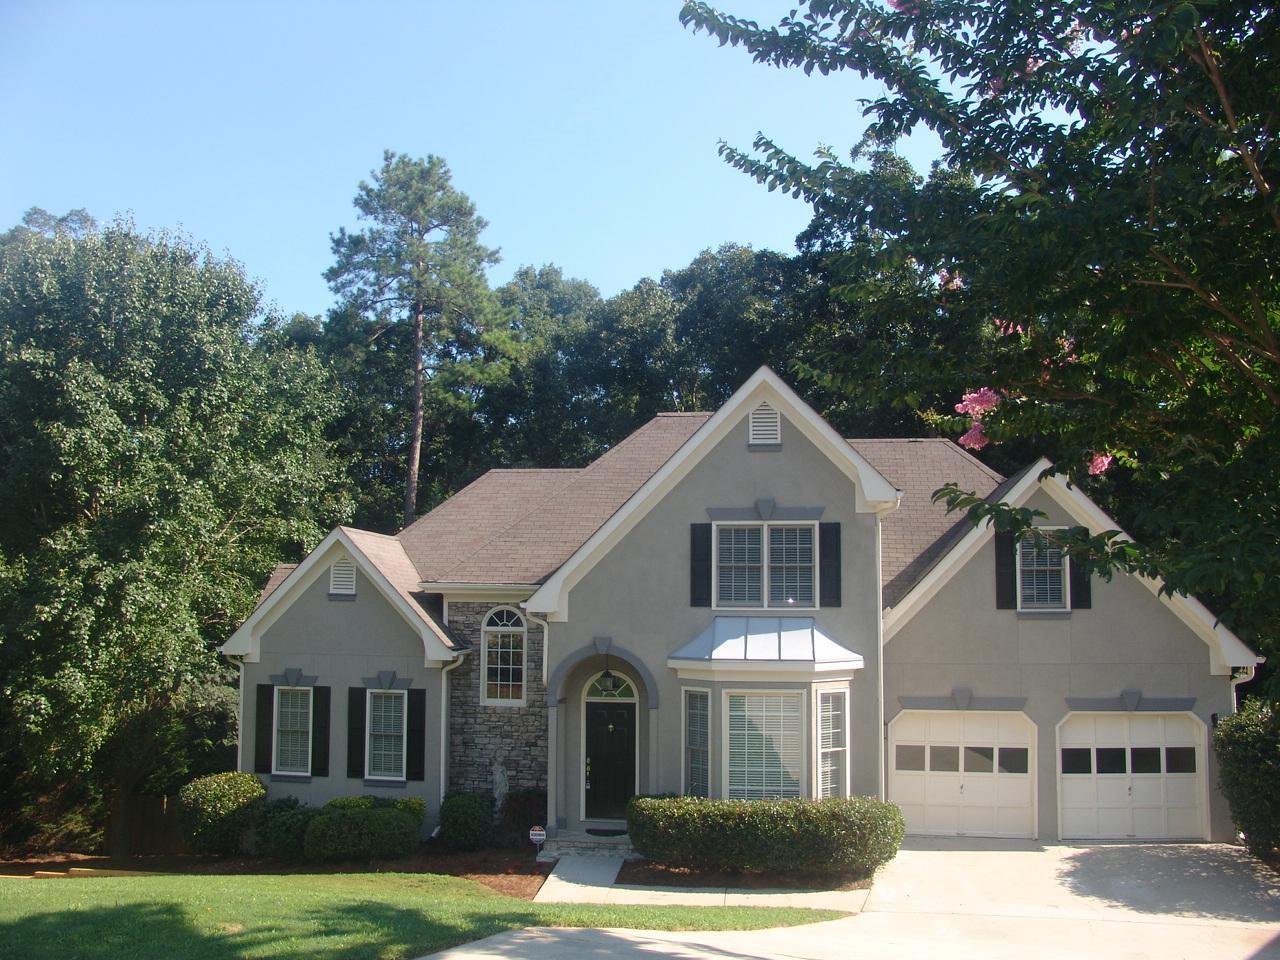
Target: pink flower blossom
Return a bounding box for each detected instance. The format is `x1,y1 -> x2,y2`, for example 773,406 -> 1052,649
1087,452 -> 1114,476
993,317 -> 1025,336
983,77 -> 1007,97
936,268 -> 964,291
888,0 -> 919,12
959,421 -> 990,450
955,387 -> 1001,418
1021,56 -> 1045,76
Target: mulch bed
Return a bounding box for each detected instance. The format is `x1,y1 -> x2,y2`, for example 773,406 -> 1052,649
616,858 -> 871,891
0,846 -> 551,900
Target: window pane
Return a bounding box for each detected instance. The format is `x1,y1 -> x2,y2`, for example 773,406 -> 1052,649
768,526 -> 815,607
685,691 -> 709,798
1130,747 -> 1161,774
275,688 -> 310,773
964,746 -> 994,773
1061,748 -> 1092,774
1165,747 -> 1197,773
727,693 -> 802,799
484,628 -> 525,702
368,692 -> 404,778
1019,536 -> 1066,609
998,747 -> 1029,774
930,745 -> 960,772
1096,747 -> 1127,774
717,526 -> 763,605
895,744 -> 926,771
818,691 -> 847,798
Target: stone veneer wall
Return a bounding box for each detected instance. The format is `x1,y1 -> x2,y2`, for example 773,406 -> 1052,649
446,601 -> 547,794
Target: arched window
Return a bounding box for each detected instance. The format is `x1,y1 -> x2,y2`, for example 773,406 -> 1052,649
481,607 -> 526,706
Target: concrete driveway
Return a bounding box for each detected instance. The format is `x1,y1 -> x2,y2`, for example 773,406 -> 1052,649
428,838 -> 1280,959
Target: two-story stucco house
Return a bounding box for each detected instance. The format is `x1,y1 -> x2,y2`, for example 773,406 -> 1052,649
221,367 -> 1261,843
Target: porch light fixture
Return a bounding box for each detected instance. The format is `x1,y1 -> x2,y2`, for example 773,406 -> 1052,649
599,655 -> 619,693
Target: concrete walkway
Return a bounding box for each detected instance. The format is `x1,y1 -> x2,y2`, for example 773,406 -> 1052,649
429,839 -> 1280,959
533,853 -> 868,911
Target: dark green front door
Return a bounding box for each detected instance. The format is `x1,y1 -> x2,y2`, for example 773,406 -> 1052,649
585,701 -> 636,819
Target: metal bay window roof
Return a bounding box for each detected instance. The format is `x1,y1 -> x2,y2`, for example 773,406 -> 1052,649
668,617 -> 865,674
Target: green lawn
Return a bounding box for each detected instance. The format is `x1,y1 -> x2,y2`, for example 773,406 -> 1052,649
0,872 -> 843,959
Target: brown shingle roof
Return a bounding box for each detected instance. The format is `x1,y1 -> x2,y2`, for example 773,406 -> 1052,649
257,563 -> 297,605
400,413 -> 712,585
848,438 -> 1005,607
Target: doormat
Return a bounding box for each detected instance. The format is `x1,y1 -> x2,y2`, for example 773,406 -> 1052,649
585,828 -> 627,838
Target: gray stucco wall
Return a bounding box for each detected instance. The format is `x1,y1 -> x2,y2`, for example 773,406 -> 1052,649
239,561 -> 445,829
549,410 -> 881,830
885,488 -> 1235,841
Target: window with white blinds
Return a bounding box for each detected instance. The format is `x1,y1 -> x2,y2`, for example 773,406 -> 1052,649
768,525 -> 814,606
717,526 -> 763,606
329,558 -> 356,595
716,523 -> 817,608
727,693 -> 803,799
818,690 -> 847,798
685,690 -> 710,797
367,690 -> 406,779
273,687 -> 311,775
1018,535 -> 1066,610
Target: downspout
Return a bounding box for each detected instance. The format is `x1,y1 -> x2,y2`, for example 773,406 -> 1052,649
524,610 -> 553,687
439,651 -> 468,814
1229,664 -> 1257,713
523,607 -> 555,833
229,654 -> 247,773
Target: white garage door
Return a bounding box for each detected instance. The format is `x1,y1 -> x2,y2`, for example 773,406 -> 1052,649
1058,713 -> 1205,840
890,711 -> 1036,839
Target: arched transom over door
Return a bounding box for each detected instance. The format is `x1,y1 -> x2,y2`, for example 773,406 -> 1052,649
582,672 -> 638,820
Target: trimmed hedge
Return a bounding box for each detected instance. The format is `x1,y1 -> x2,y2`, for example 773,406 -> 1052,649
1214,698 -> 1280,857
177,772 -> 266,855
302,807 -> 420,862
627,795 -> 905,878
498,789 -> 547,847
324,795 -> 427,826
255,797 -> 322,861
438,791 -> 494,850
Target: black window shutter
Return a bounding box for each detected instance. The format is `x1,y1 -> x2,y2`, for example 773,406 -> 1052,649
347,687 -> 366,779
1069,558 -> 1092,609
690,523 -> 712,607
311,686 -> 330,777
407,688 -> 427,782
254,684 -> 273,774
819,522 -> 841,607
995,531 -> 1017,609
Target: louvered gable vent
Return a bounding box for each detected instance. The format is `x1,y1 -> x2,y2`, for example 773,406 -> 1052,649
748,402 -> 781,446
329,557 -> 356,595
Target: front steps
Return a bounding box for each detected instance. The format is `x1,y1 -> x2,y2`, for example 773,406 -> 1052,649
538,830 -> 634,861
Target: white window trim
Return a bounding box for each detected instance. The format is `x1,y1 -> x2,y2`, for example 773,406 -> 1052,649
364,688 -> 408,782
815,687 -> 850,799
271,685 -> 312,777
1015,525 -> 1071,613
721,688 -> 808,801
329,557 -> 356,595
480,605 -> 528,707
681,686 -> 712,798
711,520 -> 820,612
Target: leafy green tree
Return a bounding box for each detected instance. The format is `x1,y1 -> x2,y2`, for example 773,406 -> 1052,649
0,221 -> 350,846
682,0 -> 1280,666
326,151 -> 502,527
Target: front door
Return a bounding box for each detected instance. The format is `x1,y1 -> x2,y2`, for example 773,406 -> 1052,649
585,701 -> 636,819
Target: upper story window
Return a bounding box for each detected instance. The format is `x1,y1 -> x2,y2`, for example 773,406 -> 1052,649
482,607 -> 526,706
748,401 -> 781,445
1017,531 -> 1066,611
329,557 -> 356,596
715,522 -> 816,609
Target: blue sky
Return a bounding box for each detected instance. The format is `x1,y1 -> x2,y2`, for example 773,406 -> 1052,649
1,1 -> 940,317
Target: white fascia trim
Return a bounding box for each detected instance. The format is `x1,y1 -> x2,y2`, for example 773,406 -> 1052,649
526,366 -> 900,618
882,459 -> 1260,674
220,527 -> 458,665
667,659 -> 865,682
426,583 -> 538,602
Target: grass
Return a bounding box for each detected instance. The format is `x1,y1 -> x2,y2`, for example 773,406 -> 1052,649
0,872 -> 844,959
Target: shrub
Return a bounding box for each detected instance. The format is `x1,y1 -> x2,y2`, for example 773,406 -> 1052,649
497,789 -> 547,847
438,791 -> 494,850
323,795 -> 427,827
176,772 -> 265,855
255,797 -> 321,861
1214,698 -> 1280,857
302,807 -> 419,862
627,795 -> 904,878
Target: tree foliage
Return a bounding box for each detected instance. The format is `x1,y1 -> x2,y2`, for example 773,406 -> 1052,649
681,0 -> 1280,666
0,221 -> 350,827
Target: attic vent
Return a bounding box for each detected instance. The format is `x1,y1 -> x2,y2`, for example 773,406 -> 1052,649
748,402 -> 781,446
329,558 -> 356,595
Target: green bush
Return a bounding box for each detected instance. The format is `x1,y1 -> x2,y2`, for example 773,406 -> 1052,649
302,807 -> 420,862
497,789 -> 547,847
255,797 -> 321,861
438,791 -> 494,850
627,795 -> 905,878
323,795 -> 427,827
176,772 -> 265,855
1214,698 -> 1280,857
